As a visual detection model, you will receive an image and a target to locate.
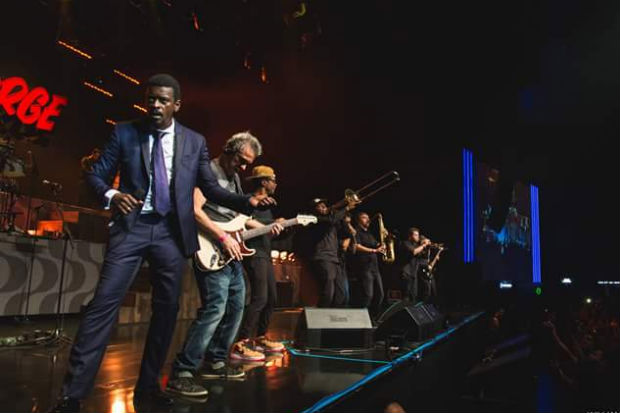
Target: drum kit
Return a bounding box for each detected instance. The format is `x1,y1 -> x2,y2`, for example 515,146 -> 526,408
0,137 -> 27,233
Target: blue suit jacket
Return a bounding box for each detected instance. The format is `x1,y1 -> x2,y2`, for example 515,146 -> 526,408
86,118 -> 252,257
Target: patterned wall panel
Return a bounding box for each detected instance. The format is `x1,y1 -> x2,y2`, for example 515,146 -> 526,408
0,233 -> 104,316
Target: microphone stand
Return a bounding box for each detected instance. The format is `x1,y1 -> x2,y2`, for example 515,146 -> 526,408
20,202 -> 45,324
24,150 -> 37,235
47,185 -> 73,346
17,150 -> 39,322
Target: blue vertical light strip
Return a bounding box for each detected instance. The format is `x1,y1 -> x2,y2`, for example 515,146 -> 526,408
530,185 -> 541,283
468,151 -> 474,261
462,149 -> 474,263
462,150 -> 468,262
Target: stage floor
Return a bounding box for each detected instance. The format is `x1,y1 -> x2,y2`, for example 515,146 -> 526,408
0,308 -> 484,413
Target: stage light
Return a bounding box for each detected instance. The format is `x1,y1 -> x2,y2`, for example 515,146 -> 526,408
110,392 -> 126,413
113,69 -> 140,85
561,278 -> 572,285
585,297 -> 592,304
597,281 -> 620,285
271,250 -> 280,259
535,286 -> 542,296
530,185 -> 542,284
105,119 -> 117,126
133,104 -> 147,113
191,11 -> 203,31
499,281 -> 512,289
243,53 -> 252,70
57,40 -> 93,59
260,66 -> 269,84
279,251 -> 288,260
83,82 -> 113,97
462,149 -> 474,263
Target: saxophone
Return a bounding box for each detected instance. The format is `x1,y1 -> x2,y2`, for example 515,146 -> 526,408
377,213 -> 396,264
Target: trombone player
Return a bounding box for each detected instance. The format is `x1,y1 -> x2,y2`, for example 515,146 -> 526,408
306,197 -> 358,307
306,171 -> 398,309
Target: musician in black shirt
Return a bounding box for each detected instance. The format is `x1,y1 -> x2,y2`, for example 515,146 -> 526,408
234,166 -> 286,359
307,198 -> 358,307
419,235 -> 439,302
336,213 -> 357,307
353,212 -> 386,317
399,227 -> 430,303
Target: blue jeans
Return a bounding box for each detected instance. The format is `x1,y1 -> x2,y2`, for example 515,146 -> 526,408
172,260 -> 245,374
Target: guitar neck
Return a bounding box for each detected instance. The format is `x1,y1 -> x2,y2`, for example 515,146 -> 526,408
241,218 -> 298,241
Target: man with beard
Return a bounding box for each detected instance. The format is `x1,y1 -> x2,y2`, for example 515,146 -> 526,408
167,134 -> 283,397
307,198 -> 358,307
399,227 -> 431,303
352,212 -> 386,318
232,165 -> 287,361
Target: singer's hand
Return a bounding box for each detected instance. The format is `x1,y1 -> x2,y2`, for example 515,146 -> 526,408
250,194 -> 277,208
112,193 -> 143,215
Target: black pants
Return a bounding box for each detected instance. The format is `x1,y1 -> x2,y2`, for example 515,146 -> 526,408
420,276 -> 437,302
238,257 -> 277,339
403,273 -> 418,304
359,265 -> 384,316
337,258 -> 350,307
312,259 -> 347,307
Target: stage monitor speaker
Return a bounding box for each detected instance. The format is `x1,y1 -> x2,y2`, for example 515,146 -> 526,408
294,307 -> 374,349
421,302 -> 444,334
374,303 -> 444,342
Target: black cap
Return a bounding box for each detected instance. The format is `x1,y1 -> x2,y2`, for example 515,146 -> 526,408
311,198 -> 328,206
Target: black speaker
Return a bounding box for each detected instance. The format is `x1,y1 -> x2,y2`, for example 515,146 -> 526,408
374,303 -> 444,342
294,307 -> 374,349
421,302 -> 444,334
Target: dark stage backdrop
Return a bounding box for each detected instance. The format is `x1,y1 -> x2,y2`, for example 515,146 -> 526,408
0,1 -> 455,247
1,0 -> 618,287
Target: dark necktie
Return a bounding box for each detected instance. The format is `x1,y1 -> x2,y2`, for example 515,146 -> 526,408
152,131 -> 171,216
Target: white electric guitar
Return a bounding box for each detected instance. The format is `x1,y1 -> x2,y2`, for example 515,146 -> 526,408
195,214 -> 317,271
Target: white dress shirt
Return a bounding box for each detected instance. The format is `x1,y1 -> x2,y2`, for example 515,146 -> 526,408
104,119 -> 175,213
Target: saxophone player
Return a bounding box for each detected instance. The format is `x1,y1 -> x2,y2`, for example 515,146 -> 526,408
352,212 -> 386,318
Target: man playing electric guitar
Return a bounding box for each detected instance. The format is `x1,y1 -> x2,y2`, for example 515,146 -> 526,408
167,132 -> 283,398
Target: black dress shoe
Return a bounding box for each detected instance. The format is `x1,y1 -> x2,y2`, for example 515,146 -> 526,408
133,389 -> 175,406
48,397 -> 80,413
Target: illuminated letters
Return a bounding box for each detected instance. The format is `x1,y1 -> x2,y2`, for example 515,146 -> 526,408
0,76 -> 68,132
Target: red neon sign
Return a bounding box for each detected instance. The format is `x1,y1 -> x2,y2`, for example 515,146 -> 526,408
0,76 -> 68,132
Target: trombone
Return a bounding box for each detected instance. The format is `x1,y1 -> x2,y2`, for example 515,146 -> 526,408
331,170 -> 400,209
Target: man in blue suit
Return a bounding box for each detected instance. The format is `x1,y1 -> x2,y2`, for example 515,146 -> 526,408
50,74 -> 274,413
